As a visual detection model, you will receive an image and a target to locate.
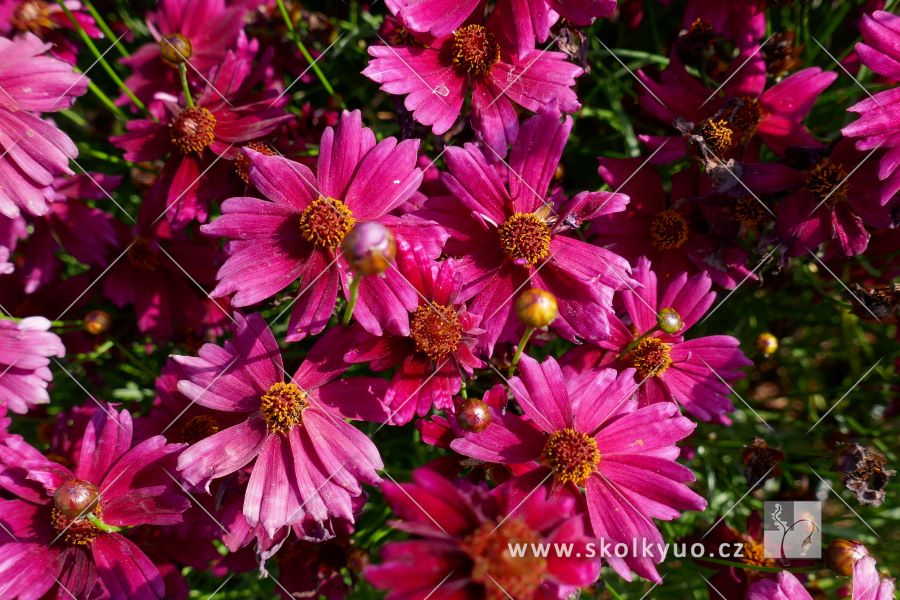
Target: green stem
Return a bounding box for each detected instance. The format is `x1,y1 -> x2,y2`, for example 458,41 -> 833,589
86,79 -> 128,120
77,144 -> 131,166
112,340 -> 157,379
83,0 -> 130,58
56,0 -> 148,114
342,274 -> 362,326
0,314 -> 81,328
178,63 -> 195,108
275,0 -> 340,103
617,325 -> 660,360
509,327 -> 535,377
86,513 -> 123,533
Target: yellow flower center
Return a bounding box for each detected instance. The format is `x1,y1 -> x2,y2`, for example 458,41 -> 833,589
624,336 -> 673,378
497,212 -> 552,266
298,197 -> 356,248
260,382 -> 309,434
12,1 -> 53,33
234,142 -> 276,184
51,503 -> 103,546
171,107 -> 217,154
451,25 -> 501,76
541,428 -> 600,486
695,118 -> 735,156
461,518 -> 548,600
649,209 -> 689,250
179,414 -> 221,444
409,304 -> 463,362
807,159 -> 848,206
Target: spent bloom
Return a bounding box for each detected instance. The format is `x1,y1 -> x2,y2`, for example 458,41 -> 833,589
0,33 -> 86,218
451,354 -> 707,582
0,316 -> 64,414
174,313 -> 389,538
0,405 -> 189,599
365,464 -> 600,599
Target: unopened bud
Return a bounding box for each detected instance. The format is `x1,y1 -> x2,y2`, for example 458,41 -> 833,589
341,222 -> 396,276
515,289 -> 558,328
756,332 -> 778,356
657,307 -> 683,334
159,33 -> 192,65
84,310 -> 112,336
456,398 -> 491,433
53,479 -> 99,518
825,539 -> 868,576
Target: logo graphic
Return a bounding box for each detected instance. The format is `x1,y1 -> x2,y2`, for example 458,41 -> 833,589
763,501 -> 822,561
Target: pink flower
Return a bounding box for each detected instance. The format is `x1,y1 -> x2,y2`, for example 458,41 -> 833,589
0,405 -> 189,599
748,556 -> 895,600
0,1 -> 101,63
421,109 -> 633,355
203,110 -> 444,341
451,354 -> 707,582
173,313 -> 389,537
112,40 -> 291,228
843,10 -> 900,205
0,316 -> 64,414
119,0 -> 249,106
564,257 -> 751,422
595,158 -> 754,289
681,0 -> 765,51
364,464 -> 599,599
363,5 -> 582,155
345,242 -> 483,425
0,33 -> 86,218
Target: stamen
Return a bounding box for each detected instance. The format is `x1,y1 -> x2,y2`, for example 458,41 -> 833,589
171,107 -> 217,154
260,382 -> 309,434
409,304 -> 463,362
451,25 -> 501,76
541,428 -> 600,486
807,159 -> 848,206
497,212 -> 552,266
623,336 -> 673,378
649,209 -> 689,250
298,197 -> 356,248
461,518 -> 548,600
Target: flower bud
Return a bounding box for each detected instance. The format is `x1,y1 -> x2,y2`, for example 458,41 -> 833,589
341,222 -> 396,276
159,33 -> 192,65
657,307 -> 683,334
84,310 -> 112,336
825,539 -> 868,576
515,288 -> 558,328
756,332 -> 778,356
53,479 -> 99,518
456,398 -> 491,433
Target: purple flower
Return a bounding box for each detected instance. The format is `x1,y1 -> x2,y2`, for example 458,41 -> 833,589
420,109 -> 633,355
843,10 -> 900,205
0,33 -> 86,218
203,110 -> 444,341
173,313 -> 389,537
0,1 -> 101,63
451,354 -> 707,582
345,242 -> 483,425
363,5 -> 583,155
564,257 -> 751,422
365,463 -> 600,599
0,405 -> 189,599
0,316 -> 64,414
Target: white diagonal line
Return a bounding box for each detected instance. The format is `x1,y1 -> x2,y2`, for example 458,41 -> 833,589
485,574 -> 514,599
806,358 -> 883,433
423,571 -> 456,600
701,464 -> 776,539
489,469 -> 553,534
271,33 -> 346,105
269,255 -> 341,325
485,35 -> 565,111
158,356 -> 240,436
808,146 -> 882,216
699,35 -> 775,109
155,244 -> 236,324
699,357 -> 773,431
372,358 -> 450,434
806,249 -> 882,322
202,573 -> 234,600
372,31 -> 450,107
149,145 -> 234,227
162,469 -> 231,536
68,155 -> 136,223
484,362 -> 557,432
54,241 -> 135,321
811,36 -> 882,107
597,37 -> 669,109
381,469 -> 450,535
699,573 -> 728,600
62,31 -> 131,100
808,466 -> 878,537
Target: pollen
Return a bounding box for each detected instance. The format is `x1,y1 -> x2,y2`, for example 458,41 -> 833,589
741,538 -> 777,568
541,428 -> 600,486
729,97 -> 764,143
180,414 -> 221,444
497,212 -> 552,266
451,25 -> 501,76
12,1 -> 53,34
624,336 -> 673,378
171,106 -> 217,154
299,197 -> 356,248
260,382 -> 309,434
807,159 -> 848,206
461,518 -> 548,600
732,196 -> 768,228
234,142 -> 276,184
695,118 -> 735,156
409,304 -> 463,362
51,504 -> 103,546
127,237 -> 160,271
649,209 -> 689,250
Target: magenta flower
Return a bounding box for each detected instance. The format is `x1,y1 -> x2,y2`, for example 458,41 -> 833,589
681,0 -> 765,51
421,109 -> 633,355
363,6 -> 583,154
0,0 -> 101,63
0,316 -> 64,415
748,557 -> 895,600
203,110 -> 445,341
365,464 -> 599,599
843,10 -> 900,205
565,257 -> 751,422
0,405 -> 189,599
345,242 -> 483,425
0,33 -> 86,218
173,313 -> 389,537
119,0 -> 249,106
451,354 -> 707,582
595,158 -> 754,289
112,42 -> 291,227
